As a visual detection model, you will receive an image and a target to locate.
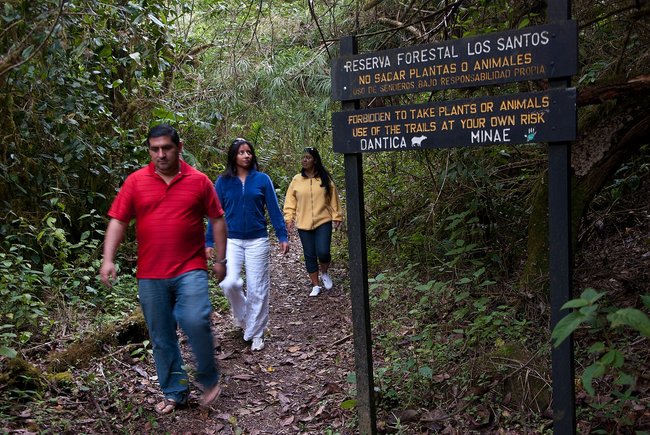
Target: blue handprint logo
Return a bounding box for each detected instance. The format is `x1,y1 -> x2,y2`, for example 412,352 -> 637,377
524,128 -> 537,142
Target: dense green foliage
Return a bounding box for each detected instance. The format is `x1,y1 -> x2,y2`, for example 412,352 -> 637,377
1,0 -> 649,431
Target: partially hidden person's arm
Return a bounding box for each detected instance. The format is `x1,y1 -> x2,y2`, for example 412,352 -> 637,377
205,178 -> 220,257
205,219 -> 214,248
264,175 -> 289,254
210,215 -> 227,281
204,219 -> 214,259
330,181 -> 344,229
99,218 -> 129,287
283,179 -> 297,232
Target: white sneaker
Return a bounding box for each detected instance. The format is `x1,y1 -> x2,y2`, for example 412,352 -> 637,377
251,337 -> 264,351
321,273 -> 333,290
309,285 -> 321,297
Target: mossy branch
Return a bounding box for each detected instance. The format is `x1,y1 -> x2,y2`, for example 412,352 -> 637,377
46,311 -> 147,373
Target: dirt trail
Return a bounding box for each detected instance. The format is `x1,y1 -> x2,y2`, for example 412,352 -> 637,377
151,237 -> 356,434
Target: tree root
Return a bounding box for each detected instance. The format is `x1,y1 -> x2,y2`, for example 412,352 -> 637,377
46,310 -> 148,372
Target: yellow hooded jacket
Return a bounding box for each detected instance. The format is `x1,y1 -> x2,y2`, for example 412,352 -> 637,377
283,174 -> 343,230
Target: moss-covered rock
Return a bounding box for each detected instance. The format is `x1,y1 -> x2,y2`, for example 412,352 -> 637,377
0,357 -> 46,394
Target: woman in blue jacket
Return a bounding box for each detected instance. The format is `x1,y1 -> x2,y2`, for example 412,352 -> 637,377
206,138 -> 289,351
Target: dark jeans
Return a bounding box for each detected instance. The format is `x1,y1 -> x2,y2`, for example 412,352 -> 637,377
297,221 -> 333,273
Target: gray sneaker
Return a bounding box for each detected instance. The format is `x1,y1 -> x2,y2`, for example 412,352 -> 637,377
309,285 -> 321,297
251,337 -> 264,351
321,273 -> 333,290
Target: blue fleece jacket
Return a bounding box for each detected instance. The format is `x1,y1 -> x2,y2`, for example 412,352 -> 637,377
205,169 -> 288,246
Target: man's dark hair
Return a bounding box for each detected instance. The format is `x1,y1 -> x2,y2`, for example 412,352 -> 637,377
147,124 -> 180,147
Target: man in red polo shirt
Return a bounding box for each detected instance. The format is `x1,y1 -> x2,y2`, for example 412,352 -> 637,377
100,124 -> 227,414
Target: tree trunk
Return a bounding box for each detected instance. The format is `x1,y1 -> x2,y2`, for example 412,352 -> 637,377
520,79 -> 650,289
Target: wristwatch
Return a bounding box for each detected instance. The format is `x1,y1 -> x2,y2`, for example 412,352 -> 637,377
215,258 -> 227,265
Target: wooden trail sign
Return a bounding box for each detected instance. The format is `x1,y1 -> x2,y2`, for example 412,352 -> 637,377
335,3 -> 577,433
332,88 -> 576,153
331,21 -> 577,100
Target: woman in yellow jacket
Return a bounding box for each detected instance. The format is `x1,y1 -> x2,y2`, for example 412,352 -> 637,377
284,147 -> 343,297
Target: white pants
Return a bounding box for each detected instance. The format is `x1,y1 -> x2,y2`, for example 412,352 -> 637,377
219,237 -> 270,341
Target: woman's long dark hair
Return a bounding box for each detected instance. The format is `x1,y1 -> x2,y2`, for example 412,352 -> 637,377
301,147 -> 332,199
223,138 -> 259,177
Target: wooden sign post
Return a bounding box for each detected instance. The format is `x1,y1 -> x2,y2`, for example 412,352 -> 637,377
547,0 -> 576,433
332,2 -> 576,433
338,35 -> 378,435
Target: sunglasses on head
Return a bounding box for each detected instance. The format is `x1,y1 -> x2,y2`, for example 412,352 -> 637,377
304,147 -> 315,152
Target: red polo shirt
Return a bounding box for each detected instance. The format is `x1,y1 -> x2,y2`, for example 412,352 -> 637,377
108,160 -> 224,279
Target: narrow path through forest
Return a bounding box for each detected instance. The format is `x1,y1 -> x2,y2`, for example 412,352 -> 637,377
134,233 -> 356,434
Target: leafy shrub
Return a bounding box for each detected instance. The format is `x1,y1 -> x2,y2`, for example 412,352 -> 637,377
0,208 -> 119,358
0,250 -> 49,358
552,288 -> 650,426
368,262 -> 532,412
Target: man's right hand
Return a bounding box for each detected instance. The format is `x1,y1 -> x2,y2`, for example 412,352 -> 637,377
100,260 -> 117,287
100,218 -> 128,287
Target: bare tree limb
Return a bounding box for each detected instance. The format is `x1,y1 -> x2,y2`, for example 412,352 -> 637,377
577,75 -> 650,106
579,2 -> 649,29
363,0 -> 385,12
378,17 -> 422,38
309,0 -> 332,59
351,0 -> 464,40
0,0 -> 66,79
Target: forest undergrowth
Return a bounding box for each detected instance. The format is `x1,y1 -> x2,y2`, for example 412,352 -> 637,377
1,158 -> 648,433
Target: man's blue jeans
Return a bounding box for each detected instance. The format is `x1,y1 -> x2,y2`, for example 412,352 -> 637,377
138,269 -> 219,403
297,221 -> 333,273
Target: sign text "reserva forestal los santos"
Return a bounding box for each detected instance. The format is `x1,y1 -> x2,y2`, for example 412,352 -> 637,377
331,21 -> 577,100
